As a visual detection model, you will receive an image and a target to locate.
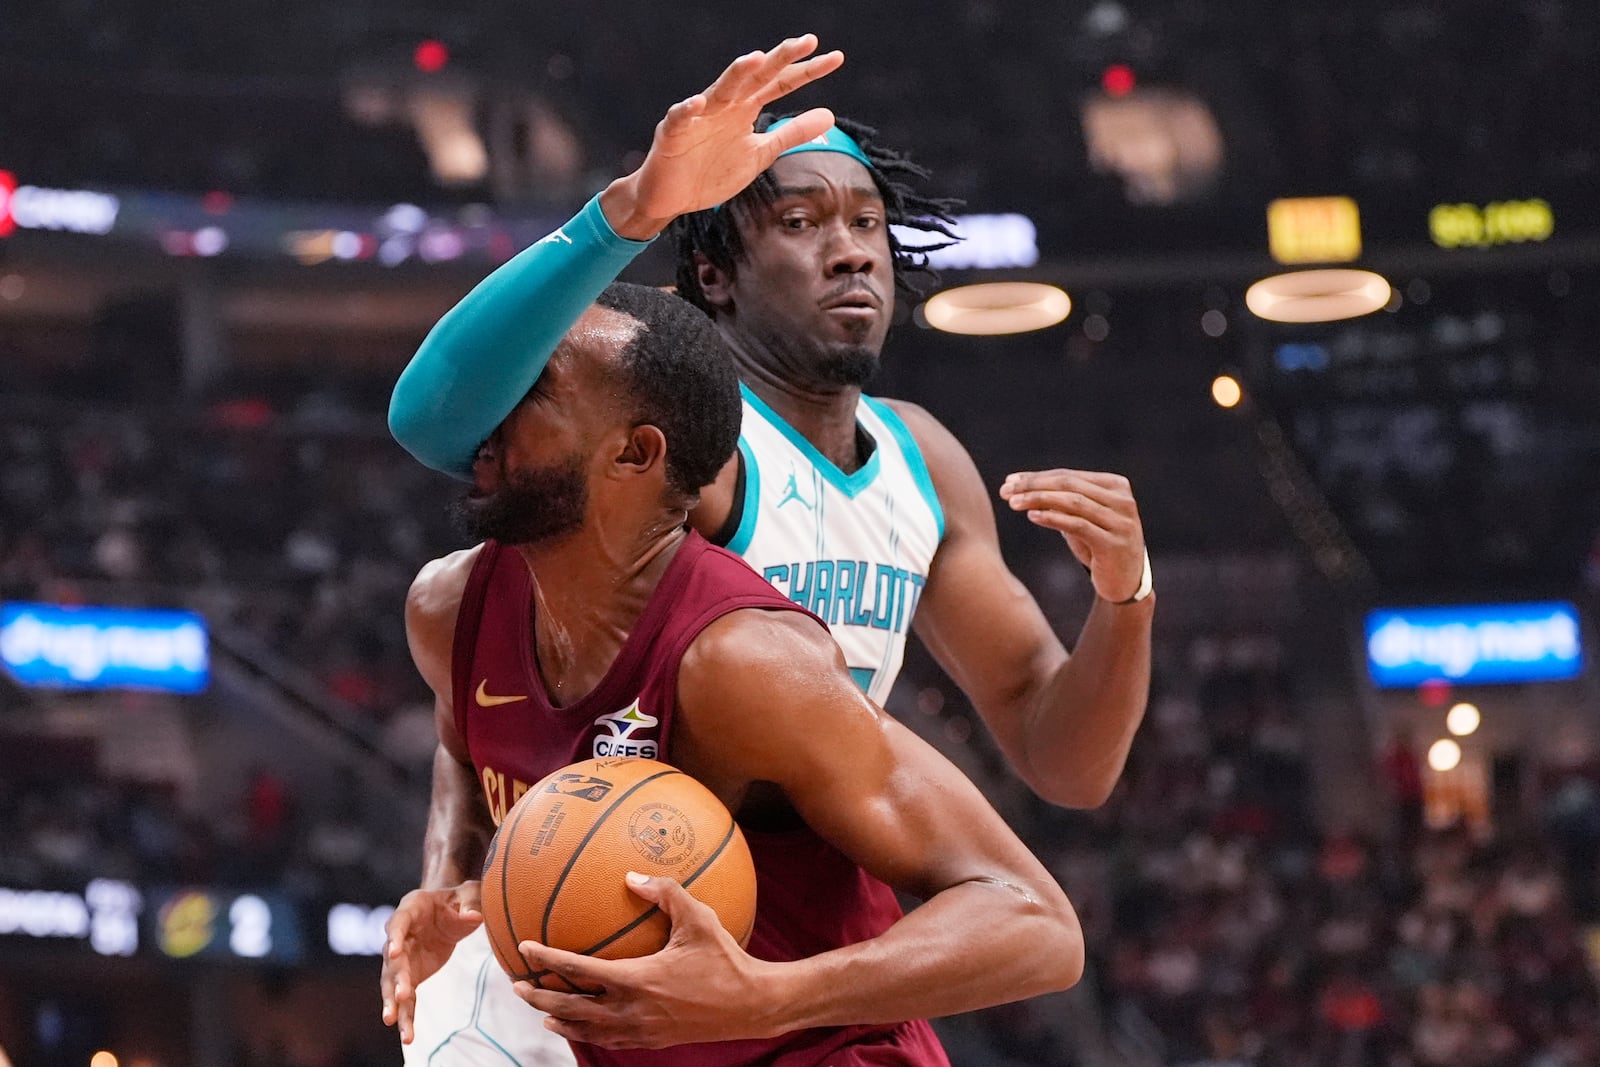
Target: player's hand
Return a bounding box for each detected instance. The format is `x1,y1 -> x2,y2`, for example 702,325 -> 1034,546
511,872 -> 777,1049
599,35 -> 844,239
380,881 -> 485,1044
999,469 -> 1148,604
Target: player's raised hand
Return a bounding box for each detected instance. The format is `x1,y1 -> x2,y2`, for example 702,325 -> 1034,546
1000,470 -> 1150,605
380,882 -> 485,1044
512,872 -> 777,1049
600,35 -> 844,239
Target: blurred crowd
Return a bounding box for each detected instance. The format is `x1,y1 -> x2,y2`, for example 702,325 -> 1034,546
2,391 -> 1599,1067
907,636 -> 1600,1067
3,2 -> 1597,253
0,393 -> 459,901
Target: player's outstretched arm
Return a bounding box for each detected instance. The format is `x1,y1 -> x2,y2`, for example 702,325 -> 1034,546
512,611 -> 1084,1049
387,36 -> 841,478
894,401 -> 1153,809
381,550 -> 493,1044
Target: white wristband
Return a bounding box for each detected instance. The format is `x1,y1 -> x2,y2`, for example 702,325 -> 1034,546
1111,549 -> 1153,605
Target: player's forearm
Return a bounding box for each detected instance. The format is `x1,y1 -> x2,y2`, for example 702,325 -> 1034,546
387,194 -> 653,478
1019,593 -> 1153,808
758,877 -> 1083,1035
419,746 -> 493,888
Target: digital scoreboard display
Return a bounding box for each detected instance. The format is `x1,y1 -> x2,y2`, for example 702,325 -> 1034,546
0,880 -> 404,966
148,889 -> 303,965
1428,199 -> 1554,249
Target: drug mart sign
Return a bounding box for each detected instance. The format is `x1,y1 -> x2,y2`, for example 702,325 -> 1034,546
1365,601 -> 1583,688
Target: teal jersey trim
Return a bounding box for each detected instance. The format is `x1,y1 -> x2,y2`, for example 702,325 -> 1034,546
425,955 -> 522,1066
388,194 -> 653,480
848,667 -> 877,693
724,437 -> 762,557
740,383 -> 882,499
861,395 -> 946,542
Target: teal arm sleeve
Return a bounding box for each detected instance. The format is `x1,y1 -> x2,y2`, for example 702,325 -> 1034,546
387,194 -> 654,479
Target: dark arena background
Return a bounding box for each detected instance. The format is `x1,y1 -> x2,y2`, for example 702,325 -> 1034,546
3,3 -> 1600,1065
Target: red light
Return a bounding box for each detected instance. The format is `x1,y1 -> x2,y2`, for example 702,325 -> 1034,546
202,191 -> 234,215
1418,678 -> 1451,707
0,170 -> 16,238
1102,64 -> 1136,97
414,39 -> 450,74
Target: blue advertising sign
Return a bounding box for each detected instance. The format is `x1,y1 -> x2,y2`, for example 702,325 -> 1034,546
0,602 -> 209,693
1365,601 -> 1583,688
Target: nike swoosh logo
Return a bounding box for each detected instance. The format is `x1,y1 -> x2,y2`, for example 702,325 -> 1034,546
475,680 -> 526,707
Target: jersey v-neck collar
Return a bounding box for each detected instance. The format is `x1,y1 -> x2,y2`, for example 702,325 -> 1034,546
740,382 -> 882,499
517,532 -> 706,716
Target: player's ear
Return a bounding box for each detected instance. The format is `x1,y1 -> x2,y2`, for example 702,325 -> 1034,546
613,423 -> 667,480
695,253 -> 734,312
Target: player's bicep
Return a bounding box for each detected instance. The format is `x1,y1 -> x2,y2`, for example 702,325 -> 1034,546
906,417 -> 1066,740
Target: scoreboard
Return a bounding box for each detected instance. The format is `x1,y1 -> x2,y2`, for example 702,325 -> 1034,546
0,880 -> 395,966
149,888 -> 302,965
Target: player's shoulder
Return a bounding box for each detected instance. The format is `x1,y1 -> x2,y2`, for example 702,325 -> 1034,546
680,604 -> 836,686
874,396 -> 962,455
406,543 -> 485,634
872,396 -> 982,487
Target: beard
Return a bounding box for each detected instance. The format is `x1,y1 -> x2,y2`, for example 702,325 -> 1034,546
816,342 -> 880,387
451,457 -> 588,547
745,317 -> 881,390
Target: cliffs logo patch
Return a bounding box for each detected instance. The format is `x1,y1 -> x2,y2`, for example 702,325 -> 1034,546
0,172 -> 16,238
542,773 -> 614,802
591,698 -> 659,759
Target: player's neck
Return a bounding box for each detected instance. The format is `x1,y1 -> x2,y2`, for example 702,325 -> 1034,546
736,362 -> 866,475
512,520 -> 686,707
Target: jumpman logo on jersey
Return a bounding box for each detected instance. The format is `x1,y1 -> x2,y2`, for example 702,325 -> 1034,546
777,471 -> 813,510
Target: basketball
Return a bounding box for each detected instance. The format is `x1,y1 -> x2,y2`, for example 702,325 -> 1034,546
479,756 -> 757,991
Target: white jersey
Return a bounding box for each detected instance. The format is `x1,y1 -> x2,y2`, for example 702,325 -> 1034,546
724,385 -> 945,705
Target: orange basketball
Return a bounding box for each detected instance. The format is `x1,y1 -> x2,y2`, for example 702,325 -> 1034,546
479,756 -> 757,991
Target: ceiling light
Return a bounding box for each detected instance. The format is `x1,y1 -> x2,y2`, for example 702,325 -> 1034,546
1446,702 -> 1480,737
1211,375 -> 1242,408
921,282 -> 1071,336
1245,269 -> 1391,323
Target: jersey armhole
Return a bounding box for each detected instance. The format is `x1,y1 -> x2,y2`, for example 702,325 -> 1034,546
449,543 -> 499,746
708,447 -> 746,548
861,396 -> 946,543
721,438 -> 761,556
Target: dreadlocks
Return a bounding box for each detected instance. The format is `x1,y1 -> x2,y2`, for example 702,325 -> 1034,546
671,115 -> 962,313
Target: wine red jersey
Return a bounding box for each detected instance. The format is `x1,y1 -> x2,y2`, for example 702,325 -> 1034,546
452,530 -> 950,1067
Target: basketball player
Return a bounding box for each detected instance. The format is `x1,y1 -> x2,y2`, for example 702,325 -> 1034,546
386,34 -> 1146,1063
386,277 -> 1083,1063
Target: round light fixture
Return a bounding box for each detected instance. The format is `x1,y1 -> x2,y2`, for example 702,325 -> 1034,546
921,282 -> 1072,336
1427,738 -> 1462,772
1446,702 -> 1481,737
1245,269 -> 1391,324
1211,374 -> 1243,408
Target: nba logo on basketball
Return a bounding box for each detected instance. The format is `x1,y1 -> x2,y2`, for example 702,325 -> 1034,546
542,773 -> 614,802
0,172 -> 16,238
